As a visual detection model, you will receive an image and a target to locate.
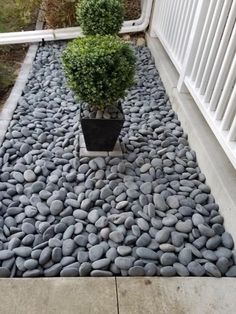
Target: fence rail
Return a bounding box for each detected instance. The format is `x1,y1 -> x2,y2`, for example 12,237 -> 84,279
150,0 -> 236,169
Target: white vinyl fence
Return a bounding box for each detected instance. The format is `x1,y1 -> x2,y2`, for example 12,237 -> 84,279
150,0 -> 236,169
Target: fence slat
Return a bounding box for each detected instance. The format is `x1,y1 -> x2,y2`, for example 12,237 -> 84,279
221,84 -> 236,131
209,25 -> 236,111
179,0 -> 198,64
195,0 -> 224,88
199,0 -> 233,96
228,116 -> 236,142
190,0 -> 216,82
204,2 -> 236,103
215,57 -> 236,120
173,0 -> 189,54
175,0 -> 192,59
151,0 -> 236,169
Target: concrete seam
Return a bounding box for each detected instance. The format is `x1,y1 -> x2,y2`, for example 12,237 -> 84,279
115,277 -> 120,314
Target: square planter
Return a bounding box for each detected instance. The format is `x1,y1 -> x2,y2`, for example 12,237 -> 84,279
80,105 -> 125,151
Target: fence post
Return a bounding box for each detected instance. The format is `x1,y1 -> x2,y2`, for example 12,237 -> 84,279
149,0 -> 159,37
177,0 -> 210,92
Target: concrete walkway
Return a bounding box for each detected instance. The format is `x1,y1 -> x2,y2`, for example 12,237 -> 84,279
0,278 -> 235,314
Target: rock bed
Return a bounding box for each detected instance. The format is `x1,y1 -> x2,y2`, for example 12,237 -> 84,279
0,42 -> 235,278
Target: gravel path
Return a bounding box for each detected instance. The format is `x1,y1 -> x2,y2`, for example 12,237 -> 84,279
0,42 -> 235,277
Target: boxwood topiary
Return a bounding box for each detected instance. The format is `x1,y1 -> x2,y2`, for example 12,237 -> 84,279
62,35 -> 136,110
76,0 -> 124,35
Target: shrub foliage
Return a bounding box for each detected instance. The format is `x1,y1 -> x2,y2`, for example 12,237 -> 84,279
76,0 -> 124,35
62,35 -> 136,110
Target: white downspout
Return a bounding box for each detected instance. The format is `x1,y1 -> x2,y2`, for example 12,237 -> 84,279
0,0 -> 153,45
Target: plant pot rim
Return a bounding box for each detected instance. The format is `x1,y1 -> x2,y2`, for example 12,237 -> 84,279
80,102 -> 124,121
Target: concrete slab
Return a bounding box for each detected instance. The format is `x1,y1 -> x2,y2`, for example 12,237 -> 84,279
80,147 -> 109,157
117,278 -> 236,314
0,278 -> 118,314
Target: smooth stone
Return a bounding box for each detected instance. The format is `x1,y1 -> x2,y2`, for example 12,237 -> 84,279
136,233 -> 151,247
144,263 -> 157,276
22,222 -> 35,234
0,267 -> 11,278
153,194 -> 168,211
50,200 -> 64,215
204,262 -> 221,278
128,266 -> 145,276
0,250 -> 14,260
187,261 -> 205,276
91,270 -> 113,277
140,164 -> 151,173
31,182 -> 45,193
136,248 -> 158,260
62,239 -> 75,256
173,263 -> 189,276
159,244 -> 175,252
79,262 -> 92,276
140,182 -> 152,194
226,266 -> 236,277
44,263 -> 62,277
175,220 -> 193,233
137,218 -> 149,231
192,213 -> 205,226
95,216 -> 108,229
115,257 -> 134,270
160,266 -> 176,277
222,232 -> 234,249
117,246 -> 132,256
198,224 -> 215,238
81,199 -> 92,211
166,196 -> 179,209
92,258 -> 111,270
202,250 -> 217,262
60,267 -> 79,277
160,253 -> 177,266
206,235 -> 221,250
88,210 -> 99,224
156,229 -> 170,243
216,257 -> 230,274
171,231 -> 184,247
116,201 -> 129,210
162,215 -> 178,227
13,247 -> 32,258
39,247 -> 52,265
89,245 -> 104,262
24,170 -> 36,182
109,231 -> 124,243
24,259 -> 38,270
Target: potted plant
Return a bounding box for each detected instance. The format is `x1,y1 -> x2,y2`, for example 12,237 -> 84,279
62,35 -> 135,151
62,0 -> 136,151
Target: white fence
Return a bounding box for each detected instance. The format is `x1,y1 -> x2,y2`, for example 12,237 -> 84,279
150,0 -> 236,169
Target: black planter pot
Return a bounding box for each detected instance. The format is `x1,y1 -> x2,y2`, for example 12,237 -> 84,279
80,104 -> 125,151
